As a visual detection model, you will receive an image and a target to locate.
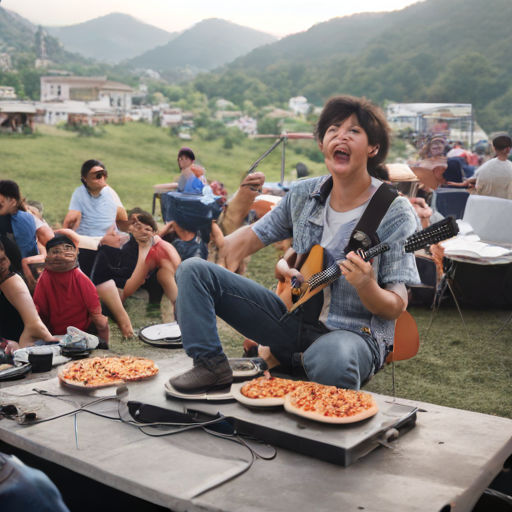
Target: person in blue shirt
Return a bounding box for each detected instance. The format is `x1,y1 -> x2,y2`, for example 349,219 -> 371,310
169,95 -> 420,394
0,180 -> 39,260
63,159 -> 130,277
176,147 -> 205,194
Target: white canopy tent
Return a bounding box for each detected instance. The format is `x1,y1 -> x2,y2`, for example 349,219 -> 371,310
386,103 -> 486,148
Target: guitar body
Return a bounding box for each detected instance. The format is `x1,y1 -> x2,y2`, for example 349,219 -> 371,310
277,245 -> 324,310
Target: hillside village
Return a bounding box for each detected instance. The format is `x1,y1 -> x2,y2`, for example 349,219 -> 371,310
1,0 -> 512,143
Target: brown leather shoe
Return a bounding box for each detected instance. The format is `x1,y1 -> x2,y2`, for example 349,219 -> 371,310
169,354 -> 233,393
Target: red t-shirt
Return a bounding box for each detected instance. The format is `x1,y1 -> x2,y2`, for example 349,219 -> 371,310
33,267 -> 102,335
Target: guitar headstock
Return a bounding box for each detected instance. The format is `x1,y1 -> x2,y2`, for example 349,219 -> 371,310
404,217 -> 459,253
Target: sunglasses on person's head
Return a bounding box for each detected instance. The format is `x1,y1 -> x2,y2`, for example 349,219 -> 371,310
90,170 -> 108,180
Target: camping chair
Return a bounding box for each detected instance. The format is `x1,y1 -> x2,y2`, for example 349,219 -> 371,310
385,310 -> 420,398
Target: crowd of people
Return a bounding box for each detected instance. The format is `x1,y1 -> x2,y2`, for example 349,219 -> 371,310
1,95 -> 511,394
0,146 -> 262,356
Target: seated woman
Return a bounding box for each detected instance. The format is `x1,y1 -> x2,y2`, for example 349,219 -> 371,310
154,148 -> 206,194
33,235 -> 110,346
0,180 -> 52,292
0,238 -> 56,354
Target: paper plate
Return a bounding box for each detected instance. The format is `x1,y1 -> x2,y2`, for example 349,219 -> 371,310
230,381 -> 285,408
0,363 -> 31,381
139,322 -> 182,348
164,379 -> 234,401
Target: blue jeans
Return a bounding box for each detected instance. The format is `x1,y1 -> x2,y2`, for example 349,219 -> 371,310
175,259 -> 376,390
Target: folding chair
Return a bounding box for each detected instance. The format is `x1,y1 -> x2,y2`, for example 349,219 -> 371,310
386,311 -> 420,399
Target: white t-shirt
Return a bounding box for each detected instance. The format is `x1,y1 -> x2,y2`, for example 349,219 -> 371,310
318,178 -> 407,324
474,158 -> 512,200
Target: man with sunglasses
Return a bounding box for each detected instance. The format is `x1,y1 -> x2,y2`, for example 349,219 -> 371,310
33,234 -> 109,347
63,159 -> 130,277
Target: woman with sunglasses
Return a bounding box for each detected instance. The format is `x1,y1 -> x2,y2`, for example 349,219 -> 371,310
63,159 -> 130,277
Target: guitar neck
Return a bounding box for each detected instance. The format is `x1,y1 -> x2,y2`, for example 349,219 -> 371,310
308,242 -> 391,291
307,217 -> 459,292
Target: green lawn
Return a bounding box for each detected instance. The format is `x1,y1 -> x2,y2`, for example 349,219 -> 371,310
1,124 -> 511,420
0,123 -> 325,226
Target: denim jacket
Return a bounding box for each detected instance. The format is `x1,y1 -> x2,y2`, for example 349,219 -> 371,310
252,175 -> 421,370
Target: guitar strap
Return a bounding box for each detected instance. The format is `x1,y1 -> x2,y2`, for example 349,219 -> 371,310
344,182 -> 398,255
293,182 -> 398,325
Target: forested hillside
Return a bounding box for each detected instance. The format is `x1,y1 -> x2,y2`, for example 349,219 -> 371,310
0,7 -> 139,99
193,0 -> 512,132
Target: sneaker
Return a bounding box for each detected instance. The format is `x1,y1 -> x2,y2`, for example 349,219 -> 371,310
169,354 -> 233,394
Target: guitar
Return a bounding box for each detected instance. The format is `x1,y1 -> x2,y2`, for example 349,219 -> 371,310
277,217 -> 459,312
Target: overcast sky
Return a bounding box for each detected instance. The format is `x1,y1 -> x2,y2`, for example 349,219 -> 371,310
4,0 -> 422,37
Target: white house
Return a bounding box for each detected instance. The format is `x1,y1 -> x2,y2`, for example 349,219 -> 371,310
226,116 -> 258,136
35,101 -> 94,125
0,86 -> 16,100
40,76 -> 133,110
289,96 -> 310,116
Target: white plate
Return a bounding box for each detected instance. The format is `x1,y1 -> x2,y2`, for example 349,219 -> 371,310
140,322 -> 181,341
164,380 -> 234,401
230,381 -> 285,408
283,394 -> 379,424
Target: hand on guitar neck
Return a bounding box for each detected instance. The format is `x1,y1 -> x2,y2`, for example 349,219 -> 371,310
339,251 -> 375,291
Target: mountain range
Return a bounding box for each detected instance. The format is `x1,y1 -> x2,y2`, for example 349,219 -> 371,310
46,13 -> 177,64
127,18 -> 277,72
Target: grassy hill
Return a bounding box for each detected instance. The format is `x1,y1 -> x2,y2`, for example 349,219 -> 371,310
194,0 -> 512,133
128,18 -> 277,73
0,123 -> 325,225
46,13 -> 177,64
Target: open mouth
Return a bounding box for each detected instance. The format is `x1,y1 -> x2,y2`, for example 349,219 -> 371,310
334,149 -> 350,162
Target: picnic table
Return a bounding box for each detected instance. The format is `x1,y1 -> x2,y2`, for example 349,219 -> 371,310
1,355 -> 511,512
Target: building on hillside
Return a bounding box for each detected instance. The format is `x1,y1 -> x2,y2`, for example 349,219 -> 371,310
215,110 -> 242,122
160,108 -> 183,128
0,86 -> 17,100
40,76 -> 133,110
0,102 -> 36,133
127,107 -> 153,123
226,116 -> 257,136
215,99 -> 235,110
0,53 -> 12,71
35,101 -> 94,126
289,96 -> 310,116
266,108 -> 295,119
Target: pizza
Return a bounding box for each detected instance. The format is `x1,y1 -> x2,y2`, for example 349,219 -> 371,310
240,376 -> 305,399
58,356 -> 159,388
284,383 -> 378,424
